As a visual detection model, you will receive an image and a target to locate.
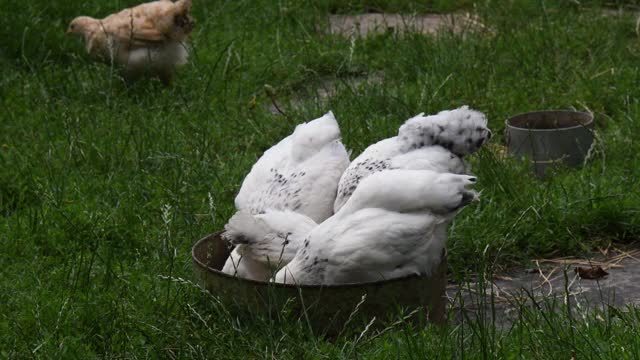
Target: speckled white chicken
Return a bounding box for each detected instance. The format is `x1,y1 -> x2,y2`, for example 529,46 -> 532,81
221,112 -> 350,281
273,169 -> 479,285
334,105 -> 491,211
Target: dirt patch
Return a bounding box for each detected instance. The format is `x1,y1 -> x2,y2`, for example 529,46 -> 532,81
267,72 -> 385,115
327,13 -> 489,38
447,247 -> 640,326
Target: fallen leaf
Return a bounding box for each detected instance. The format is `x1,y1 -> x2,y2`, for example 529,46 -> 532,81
575,266 -> 609,280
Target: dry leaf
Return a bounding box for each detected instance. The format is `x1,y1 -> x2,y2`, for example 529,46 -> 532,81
575,266 -> 609,280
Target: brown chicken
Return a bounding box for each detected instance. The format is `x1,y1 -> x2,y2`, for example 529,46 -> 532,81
67,0 -> 194,84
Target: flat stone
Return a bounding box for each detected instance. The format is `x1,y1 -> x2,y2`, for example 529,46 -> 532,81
327,13 -> 488,38
597,7 -> 640,17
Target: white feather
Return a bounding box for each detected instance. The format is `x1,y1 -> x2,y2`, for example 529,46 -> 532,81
398,106 -> 490,156
124,41 -> 189,73
222,112 -> 350,280
221,248 -> 271,281
222,209 -> 317,273
235,111 -> 349,222
334,105 -> 489,212
275,169 -> 478,285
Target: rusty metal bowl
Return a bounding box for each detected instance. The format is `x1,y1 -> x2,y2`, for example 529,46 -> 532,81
505,110 -> 595,177
192,232 -> 447,335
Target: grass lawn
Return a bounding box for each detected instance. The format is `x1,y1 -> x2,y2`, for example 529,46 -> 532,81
2,0 -> 640,357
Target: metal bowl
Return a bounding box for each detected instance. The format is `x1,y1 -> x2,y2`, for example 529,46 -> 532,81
192,232 -> 447,334
505,110 -> 594,177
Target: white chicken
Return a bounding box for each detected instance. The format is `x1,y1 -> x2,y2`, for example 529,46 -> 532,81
334,105 -> 491,211
221,112 -> 350,281
222,209 -> 317,275
273,169 -> 479,285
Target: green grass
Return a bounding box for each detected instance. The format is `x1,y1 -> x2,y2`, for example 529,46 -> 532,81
3,0 -> 640,357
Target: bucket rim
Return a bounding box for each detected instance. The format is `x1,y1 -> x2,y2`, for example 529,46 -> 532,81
192,232 -> 431,290
505,110 -> 594,132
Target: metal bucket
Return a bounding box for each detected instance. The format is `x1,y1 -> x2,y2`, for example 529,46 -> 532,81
192,232 -> 447,335
505,110 -> 594,177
